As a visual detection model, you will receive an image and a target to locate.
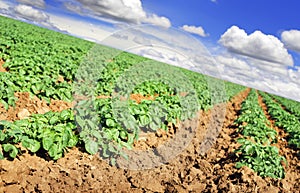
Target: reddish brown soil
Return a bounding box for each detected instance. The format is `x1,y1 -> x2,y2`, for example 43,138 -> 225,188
129,93 -> 158,104
76,93 -> 156,103
0,92 -> 73,121
133,122 -> 177,150
0,89 -> 300,192
0,92 -> 181,122
56,75 -> 65,83
0,59 -> 7,72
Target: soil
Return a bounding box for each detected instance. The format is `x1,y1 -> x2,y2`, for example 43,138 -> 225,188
0,89 -> 300,192
0,92 -> 73,121
0,59 -> 7,72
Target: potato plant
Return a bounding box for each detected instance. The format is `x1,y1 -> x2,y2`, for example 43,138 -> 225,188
234,89 -> 286,178
270,94 -> 300,119
259,91 -> 300,149
0,110 -> 77,160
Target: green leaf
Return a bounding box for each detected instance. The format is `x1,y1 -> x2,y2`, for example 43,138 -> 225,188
1,100 -> 9,110
119,131 -> 127,139
22,137 -> 41,153
67,135 -> 78,147
0,151 -> 4,160
60,110 -> 71,121
85,140 -> 99,155
2,144 -> 18,158
106,119 -> 116,127
139,114 -> 151,126
48,143 -> 59,158
237,138 -> 246,144
0,131 -> 6,141
14,119 -> 30,128
244,144 -> 254,155
236,162 -> 245,169
42,136 -> 54,151
76,116 -> 85,128
49,116 -> 59,125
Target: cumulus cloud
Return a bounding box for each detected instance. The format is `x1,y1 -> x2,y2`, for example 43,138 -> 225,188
256,65 -> 288,78
219,62 -> 300,101
281,29 -> 300,52
48,14 -> 113,42
215,55 -> 251,70
288,68 -> 300,84
63,2 -> 83,14
16,0 -> 45,8
14,4 -> 49,22
133,36 -> 152,45
133,47 -> 195,70
0,1 -> 10,10
248,58 -> 289,76
181,25 -> 209,37
144,14 -> 171,28
64,0 -> 171,28
219,26 -> 293,66
0,1 -> 15,18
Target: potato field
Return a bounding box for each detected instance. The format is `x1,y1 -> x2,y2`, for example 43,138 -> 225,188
0,16 -> 299,192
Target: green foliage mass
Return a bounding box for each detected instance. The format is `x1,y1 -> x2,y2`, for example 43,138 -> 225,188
234,89 -> 286,179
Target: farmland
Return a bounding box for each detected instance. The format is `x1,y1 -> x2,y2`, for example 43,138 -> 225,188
0,15 -> 299,192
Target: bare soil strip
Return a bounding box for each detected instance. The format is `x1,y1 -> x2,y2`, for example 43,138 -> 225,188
0,92 -> 73,121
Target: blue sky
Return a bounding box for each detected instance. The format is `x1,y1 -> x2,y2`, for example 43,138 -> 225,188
157,0 -> 300,36
0,0 -> 300,101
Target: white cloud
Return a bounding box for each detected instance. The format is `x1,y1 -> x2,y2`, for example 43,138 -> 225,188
144,14 -> 171,29
0,1 -> 10,9
132,36 -> 152,46
281,30 -> 300,52
65,0 -> 171,28
0,1 -> 15,18
100,25 -> 219,77
215,55 -> 251,70
219,25 -> 293,66
210,47 -> 299,101
220,64 -> 300,102
248,58 -> 289,76
14,4 -> 49,22
288,68 -> 300,84
134,47 -> 194,69
63,2 -> 83,14
16,0 -> 45,8
102,25 -> 212,59
181,25 -> 209,37
48,14 -> 113,42
259,80 -> 300,101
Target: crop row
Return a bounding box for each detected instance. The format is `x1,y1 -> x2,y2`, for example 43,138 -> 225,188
259,91 -> 300,149
234,89 -> 286,179
270,94 -> 300,119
